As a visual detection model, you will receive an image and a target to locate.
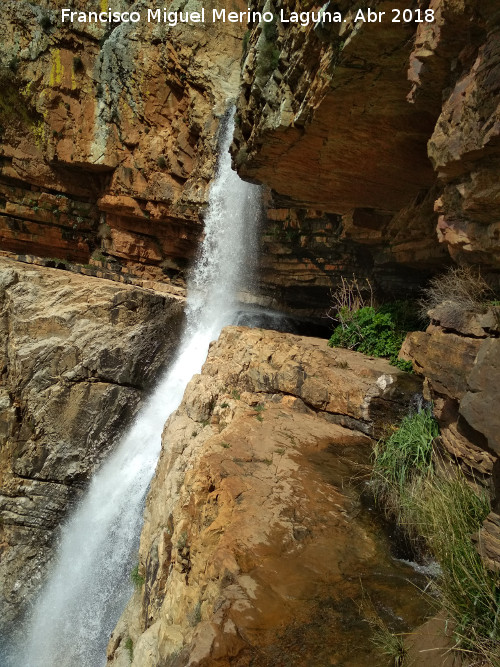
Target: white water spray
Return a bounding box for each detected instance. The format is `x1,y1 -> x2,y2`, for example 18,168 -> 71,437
17,112 -> 261,667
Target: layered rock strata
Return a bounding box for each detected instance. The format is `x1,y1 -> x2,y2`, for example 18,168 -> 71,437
402,303 -> 500,569
107,326 -> 426,666
233,0 -> 500,315
0,257 -> 184,628
2,1 -> 499,320
0,0 -> 246,283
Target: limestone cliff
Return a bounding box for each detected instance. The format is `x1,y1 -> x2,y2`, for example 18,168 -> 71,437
233,0 -> 500,317
106,326 -> 427,666
0,0 -> 245,283
0,257 -> 183,628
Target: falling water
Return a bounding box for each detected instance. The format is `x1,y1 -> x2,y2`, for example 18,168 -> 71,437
16,111 -> 261,667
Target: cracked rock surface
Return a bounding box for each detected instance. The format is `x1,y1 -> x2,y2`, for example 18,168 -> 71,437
0,257 -> 184,627
107,326 -> 426,666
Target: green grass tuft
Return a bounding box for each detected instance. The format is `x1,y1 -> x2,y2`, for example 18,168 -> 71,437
130,564 -> 144,589
371,410 -> 499,664
371,626 -> 407,666
124,636 -> 133,662
409,475 -> 498,663
372,408 -> 437,504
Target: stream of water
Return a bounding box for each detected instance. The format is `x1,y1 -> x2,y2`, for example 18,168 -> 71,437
16,112 -> 262,667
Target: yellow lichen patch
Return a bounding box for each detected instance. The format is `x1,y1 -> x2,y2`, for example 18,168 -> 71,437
0,74 -> 46,149
21,81 -> 33,99
31,120 -> 46,148
100,0 -> 109,12
49,49 -> 63,87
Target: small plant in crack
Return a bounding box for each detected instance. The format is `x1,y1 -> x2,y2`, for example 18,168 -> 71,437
130,564 -> 144,589
124,636 -> 133,661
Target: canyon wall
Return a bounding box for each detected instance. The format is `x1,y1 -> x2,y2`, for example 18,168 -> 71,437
2,1 -> 499,322
106,326 -> 427,666
233,0 -> 500,317
0,0 -> 245,285
0,257 -> 183,629
402,305 -> 500,570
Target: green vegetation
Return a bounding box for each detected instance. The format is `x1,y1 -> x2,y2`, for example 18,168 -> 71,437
130,564 -> 144,589
221,442 -> 231,449
372,407 -> 437,510
328,302 -> 419,368
124,636 -> 133,662
156,155 -> 167,168
262,19 -> 277,42
370,622 -> 407,666
255,16 -> 280,80
327,277 -> 421,370
231,389 -> 241,400
91,249 -> 106,262
391,358 -> 414,373
371,410 -> 500,665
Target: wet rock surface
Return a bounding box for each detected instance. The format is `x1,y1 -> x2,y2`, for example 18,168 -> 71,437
0,257 -> 184,628
107,326 -> 428,666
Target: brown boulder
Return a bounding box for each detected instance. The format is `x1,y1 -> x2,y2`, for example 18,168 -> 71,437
107,326 -> 428,666
401,330 -> 481,401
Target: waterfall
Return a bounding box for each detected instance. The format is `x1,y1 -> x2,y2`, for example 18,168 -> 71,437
16,112 -> 261,667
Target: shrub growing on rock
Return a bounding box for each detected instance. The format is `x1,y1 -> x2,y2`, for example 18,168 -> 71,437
327,276 -> 420,370
419,266 -> 492,323
328,301 -> 420,369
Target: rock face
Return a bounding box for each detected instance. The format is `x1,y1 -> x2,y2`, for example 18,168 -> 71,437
0,257 -> 184,628
0,0 -> 246,284
2,1 -> 499,322
402,304 -> 500,569
233,0 -> 500,316
107,326 -> 426,666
